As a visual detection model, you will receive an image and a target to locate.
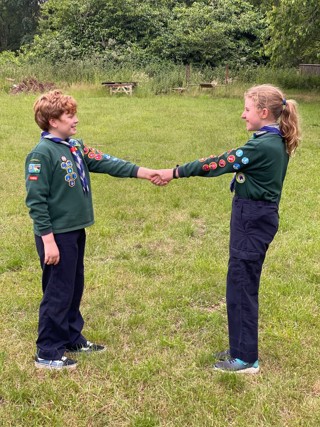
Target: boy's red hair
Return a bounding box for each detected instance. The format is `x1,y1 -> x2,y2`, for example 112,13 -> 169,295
34,90 -> 77,131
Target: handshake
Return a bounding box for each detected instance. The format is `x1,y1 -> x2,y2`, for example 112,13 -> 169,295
138,168 -> 179,186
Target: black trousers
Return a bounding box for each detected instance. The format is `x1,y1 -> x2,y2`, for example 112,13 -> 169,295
35,229 -> 87,359
227,196 -> 279,363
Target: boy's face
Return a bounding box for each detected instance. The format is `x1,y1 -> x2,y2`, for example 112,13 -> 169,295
48,112 -> 78,140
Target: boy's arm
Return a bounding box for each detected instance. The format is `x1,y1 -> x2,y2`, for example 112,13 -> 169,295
25,152 -> 54,235
75,140 -> 166,184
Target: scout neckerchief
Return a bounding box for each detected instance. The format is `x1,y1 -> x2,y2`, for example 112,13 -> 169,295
41,131 -> 90,194
230,124 -> 283,192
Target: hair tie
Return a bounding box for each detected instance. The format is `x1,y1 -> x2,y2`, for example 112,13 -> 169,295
282,98 -> 287,106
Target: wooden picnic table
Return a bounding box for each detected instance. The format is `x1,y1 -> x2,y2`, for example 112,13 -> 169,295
101,81 -> 138,96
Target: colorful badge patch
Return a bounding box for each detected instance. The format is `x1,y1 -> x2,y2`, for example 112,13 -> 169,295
202,164 -> 210,172
236,149 -> 243,157
242,157 -> 249,164
227,155 -> 235,163
209,162 -> 218,170
61,159 -> 77,187
218,159 -> 226,168
233,163 -> 241,170
236,172 -> 246,184
28,163 -> 41,174
29,175 -> 38,181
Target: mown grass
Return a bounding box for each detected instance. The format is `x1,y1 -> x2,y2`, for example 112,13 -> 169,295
0,88 -> 319,426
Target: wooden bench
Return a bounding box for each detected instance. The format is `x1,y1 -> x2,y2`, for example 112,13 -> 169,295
101,81 -> 138,96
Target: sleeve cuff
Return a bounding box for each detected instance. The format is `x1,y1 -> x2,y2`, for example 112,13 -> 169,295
131,165 -> 139,178
177,166 -> 186,178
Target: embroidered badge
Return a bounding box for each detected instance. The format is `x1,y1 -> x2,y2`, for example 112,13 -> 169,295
29,175 -> 38,181
61,159 -> 77,187
233,163 -> 241,170
103,154 -> 111,160
227,155 -> 235,163
218,159 -> 226,167
209,162 -> 218,170
236,173 -> 246,184
61,156 -> 67,162
202,164 -> 210,172
236,149 -> 243,157
242,157 -> 249,164
28,164 -> 41,174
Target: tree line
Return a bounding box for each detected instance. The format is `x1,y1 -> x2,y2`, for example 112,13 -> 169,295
0,0 -> 319,68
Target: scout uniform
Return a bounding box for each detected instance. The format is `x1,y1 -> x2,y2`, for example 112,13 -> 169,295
25,134 -> 139,360
177,126 -> 289,363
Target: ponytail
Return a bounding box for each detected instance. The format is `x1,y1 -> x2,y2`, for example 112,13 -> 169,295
279,99 -> 301,156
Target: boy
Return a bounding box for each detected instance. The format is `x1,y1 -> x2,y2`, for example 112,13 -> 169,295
25,90 -> 163,370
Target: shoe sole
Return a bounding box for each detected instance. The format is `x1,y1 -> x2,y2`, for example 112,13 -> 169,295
213,365 -> 260,374
66,347 -> 107,354
34,361 -> 77,370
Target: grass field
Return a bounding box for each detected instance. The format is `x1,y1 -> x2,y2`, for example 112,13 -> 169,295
0,87 -> 319,426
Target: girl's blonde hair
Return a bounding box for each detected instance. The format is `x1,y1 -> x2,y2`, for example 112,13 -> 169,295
34,90 -> 77,131
245,84 -> 301,156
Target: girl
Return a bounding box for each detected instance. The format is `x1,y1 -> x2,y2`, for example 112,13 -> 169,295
153,84 -> 301,373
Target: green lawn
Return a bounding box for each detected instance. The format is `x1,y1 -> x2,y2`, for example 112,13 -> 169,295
0,88 -> 319,426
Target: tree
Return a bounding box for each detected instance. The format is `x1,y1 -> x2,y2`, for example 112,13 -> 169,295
152,0 -> 265,67
26,0 -> 265,67
265,0 -> 320,66
0,0 -> 44,51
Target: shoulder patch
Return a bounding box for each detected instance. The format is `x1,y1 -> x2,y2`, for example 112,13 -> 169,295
28,163 -> 41,174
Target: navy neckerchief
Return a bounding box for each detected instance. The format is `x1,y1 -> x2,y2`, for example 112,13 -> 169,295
254,125 -> 283,138
230,125 -> 283,193
41,131 -> 89,194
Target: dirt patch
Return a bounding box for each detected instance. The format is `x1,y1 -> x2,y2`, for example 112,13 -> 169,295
10,77 -> 55,94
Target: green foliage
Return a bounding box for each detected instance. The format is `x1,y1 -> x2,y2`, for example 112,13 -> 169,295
265,0 -> 320,66
0,0 -> 41,51
163,0 -> 265,67
22,0 -> 266,68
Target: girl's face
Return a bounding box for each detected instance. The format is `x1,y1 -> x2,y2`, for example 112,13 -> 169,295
241,97 -> 266,131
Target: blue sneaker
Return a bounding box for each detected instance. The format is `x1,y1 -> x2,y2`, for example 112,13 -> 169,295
35,355 -> 77,370
213,358 -> 259,374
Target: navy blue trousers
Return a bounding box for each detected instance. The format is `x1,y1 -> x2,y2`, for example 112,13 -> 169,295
35,229 -> 87,359
227,196 -> 279,363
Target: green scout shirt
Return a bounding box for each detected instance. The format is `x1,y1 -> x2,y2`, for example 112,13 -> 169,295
25,137 -> 139,236
177,132 -> 289,203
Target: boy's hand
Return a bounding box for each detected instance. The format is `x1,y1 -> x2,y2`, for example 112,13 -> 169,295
42,233 -> 60,265
137,167 -> 168,186
151,169 -> 177,185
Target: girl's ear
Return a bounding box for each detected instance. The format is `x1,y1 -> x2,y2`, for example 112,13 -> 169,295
259,107 -> 271,120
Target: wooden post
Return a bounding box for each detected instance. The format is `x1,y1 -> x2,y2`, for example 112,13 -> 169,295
186,63 -> 191,86
225,64 -> 229,84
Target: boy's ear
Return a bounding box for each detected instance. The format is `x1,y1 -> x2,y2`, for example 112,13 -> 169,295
48,117 -> 58,129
